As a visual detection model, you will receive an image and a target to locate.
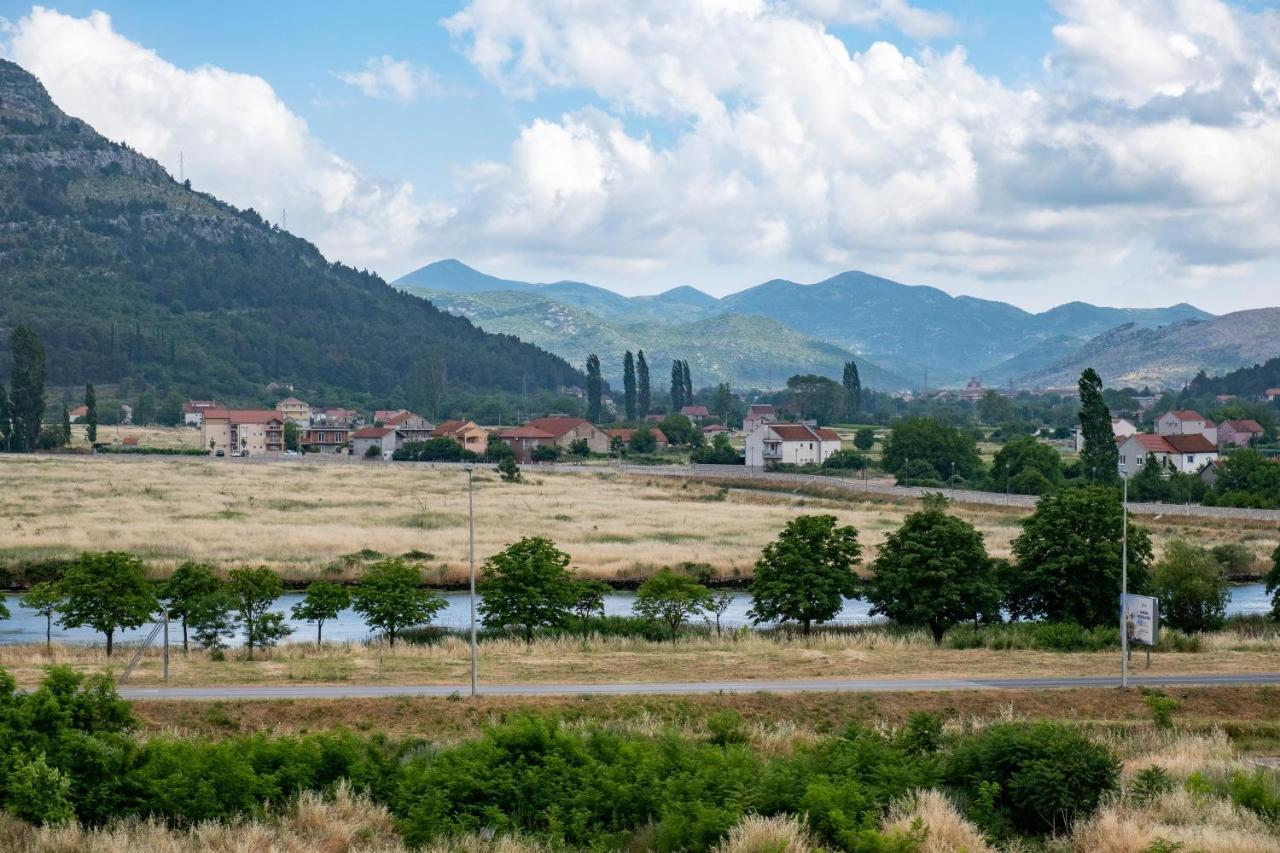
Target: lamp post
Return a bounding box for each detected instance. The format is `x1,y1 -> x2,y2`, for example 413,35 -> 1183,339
951,461 -> 956,499
464,461 -> 477,697
1005,463 -> 1010,506
1121,475 -> 1129,689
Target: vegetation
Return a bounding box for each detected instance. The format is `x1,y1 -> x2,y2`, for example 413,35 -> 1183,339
636,349 -> 651,417
290,581 -> 351,647
350,559 -> 445,647
632,568 -> 712,640
881,417 -> 981,485
1152,539 -> 1231,632
623,350 -> 637,420
161,561 -> 219,652
1204,448 -> 1280,509
842,360 -> 862,420
690,432 -> 740,464
1078,367 -> 1120,485
1268,541 -> 1280,621
991,434 -> 1062,494
750,515 -> 861,634
585,354 -> 603,423
480,537 -> 578,643
225,566 -> 292,658
55,551 -> 157,657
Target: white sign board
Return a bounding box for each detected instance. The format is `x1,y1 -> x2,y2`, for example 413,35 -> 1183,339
1122,594 -> 1159,646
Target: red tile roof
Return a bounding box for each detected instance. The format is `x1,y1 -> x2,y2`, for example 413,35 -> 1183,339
277,397 -> 307,406
1164,434 -> 1217,453
181,400 -> 218,413
1167,410 -> 1205,421
813,428 -> 842,442
204,409 -> 285,425
352,426 -> 395,439
1124,434 -> 1174,454
770,424 -> 821,442
747,404 -> 777,415
498,426 -> 555,439
1222,418 -> 1264,434
432,419 -> 482,437
604,428 -> 667,443
681,406 -> 711,417
69,404 -> 88,417
525,416 -> 593,438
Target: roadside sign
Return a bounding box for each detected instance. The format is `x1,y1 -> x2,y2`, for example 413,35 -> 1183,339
1121,594 -> 1159,646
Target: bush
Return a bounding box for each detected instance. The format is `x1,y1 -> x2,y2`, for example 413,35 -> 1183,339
822,449 -> 868,471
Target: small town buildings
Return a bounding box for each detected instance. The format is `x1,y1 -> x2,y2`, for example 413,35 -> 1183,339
1265,389 -> 1280,402
119,404 -> 133,425
1074,417 -> 1137,452
202,409 -> 286,455
524,416 -> 611,454
374,409 -> 408,424
1117,432 -> 1218,477
743,404 -> 778,433
744,423 -> 843,468
1156,410 -> 1217,445
680,405 -> 711,423
385,410 -> 434,443
494,426 -> 556,462
68,404 -> 88,423
604,427 -> 669,452
431,419 -> 489,456
701,424 -> 732,438
301,426 -> 350,453
958,377 -> 986,403
275,397 -> 312,426
352,425 -> 399,460
1217,419 -> 1264,448
312,407 -> 359,428
181,400 -> 220,427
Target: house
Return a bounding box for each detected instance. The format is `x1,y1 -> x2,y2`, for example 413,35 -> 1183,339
1218,419 -> 1264,448
384,410 -> 434,443
1116,433 -> 1218,477
312,407 -> 359,428
1199,458 -> 1226,488
275,397 -> 311,426
431,419 -> 489,456
374,409 -> 408,424
202,409 -> 286,455
119,404 -> 133,425
352,426 -> 399,460
68,404 -> 88,423
181,400 -> 220,427
301,427 -> 350,453
1265,389 -> 1280,402
1156,410 -> 1217,446
743,404 -> 777,433
524,416 -> 611,454
494,426 -> 557,462
604,427 -> 669,452
702,424 -> 732,438
680,405 -> 711,423
958,377 -> 986,403
745,423 -> 842,468
121,435 -> 140,448
1073,417 -> 1137,452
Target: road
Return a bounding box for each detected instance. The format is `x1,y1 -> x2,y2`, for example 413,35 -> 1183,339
118,672 -> 1280,700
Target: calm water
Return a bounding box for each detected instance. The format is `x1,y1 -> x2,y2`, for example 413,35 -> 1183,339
0,585 -> 1270,648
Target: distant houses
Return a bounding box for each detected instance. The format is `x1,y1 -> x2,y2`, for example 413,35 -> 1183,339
202,409 -> 286,455
524,416 -> 611,455
1115,409 -> 1221,478
743,404 -> 778,433
181,400 -> 220,427
745,423 -> 842,468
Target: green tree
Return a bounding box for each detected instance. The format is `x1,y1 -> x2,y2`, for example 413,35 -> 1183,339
407,349 -> 448,420
865,496 -> 1000,644
290,581 -> 350,647
479,537 -> 577,643
1010,486 -> 1153,626
636,349 -> 651,416
1268,541 -> 1280,622
853,427 -> 875,451
568,437 -> 590,457
1151,540 -> 1230,632
60,403 -> 71,446
162,561 -> 221,653
682,360 -> 693,404
226,566 -> 292,658
4,752 -> 74,825
691,432 -> 739,464
498,455 -> 522,482
585,354 -> 603,423
633,568 -> 711,641
1078,368 -> 1119,485
9,324 -> 46,452
881,417 -> 982,482
842,361 -> 862,420
19,582 -> 62,651
188,590 -> 236,652
750,515 -> 861,635
976,390 -> 1014,425
0,383 -> 11,451
710,382 -> 739,424
351,558 -> 445,647
57,551 -> 158,657
571,579 -> 611,639
992,435 -> 1063,492
1209,448 -> 1280,508
623,350 -> 637,421
705,590 -> 734,637
530,444 -> 561,462
1127,453 -> 1168,501
658,413 -> 699,446
670,359 -> 686,411
628,424 -> 658,454
283,421 -> 300,451
786,374 -> 844,425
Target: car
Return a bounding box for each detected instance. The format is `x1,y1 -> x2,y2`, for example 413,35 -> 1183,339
214,449 -> 225,457
284,450 -> 299,456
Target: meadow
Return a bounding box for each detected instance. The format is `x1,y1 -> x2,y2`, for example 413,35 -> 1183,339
3,454 -> 1276,585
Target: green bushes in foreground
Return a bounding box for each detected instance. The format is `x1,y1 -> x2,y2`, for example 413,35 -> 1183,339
0,666 -> 1122,849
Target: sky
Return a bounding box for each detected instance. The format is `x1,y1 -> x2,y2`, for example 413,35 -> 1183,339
2,1 -> 1280,313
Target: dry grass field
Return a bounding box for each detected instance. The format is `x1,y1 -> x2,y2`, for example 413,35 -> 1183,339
2,454 -> 1276,584
67,422 -> 203,449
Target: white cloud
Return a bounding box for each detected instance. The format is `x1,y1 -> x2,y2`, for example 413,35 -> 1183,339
336,55 -> 443,102
2,7 -> 446,274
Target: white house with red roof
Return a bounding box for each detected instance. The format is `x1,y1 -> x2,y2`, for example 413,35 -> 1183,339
1156,410 -> 1217,446
745,423 -> 843,467
181,399 -> 220,427
1117,432 -> 1218,477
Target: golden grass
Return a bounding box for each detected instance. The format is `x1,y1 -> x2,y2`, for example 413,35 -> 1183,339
882,790 -> 994,853
4,455 -> 1274,584
67,423 -> 202,450
1070,788 -> 1280,853
713,814 -> 820,852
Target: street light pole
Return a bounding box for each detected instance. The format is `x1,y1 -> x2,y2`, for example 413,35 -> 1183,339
1121,475 -> 1129,690
1005,462 -> 1010,505
465,463 -> 477,697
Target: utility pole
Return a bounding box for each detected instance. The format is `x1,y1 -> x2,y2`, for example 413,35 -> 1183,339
466,463 -> 477,697
162,612 -> 170,683
1121,476 -> 1129,690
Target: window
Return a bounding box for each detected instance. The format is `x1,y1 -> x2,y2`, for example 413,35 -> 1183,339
1136,455 -> 1144,465
1119,455 -> 1126,466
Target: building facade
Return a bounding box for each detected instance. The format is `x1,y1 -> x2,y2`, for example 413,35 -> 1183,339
202,410 -> 286,455
745,423 -> 842,468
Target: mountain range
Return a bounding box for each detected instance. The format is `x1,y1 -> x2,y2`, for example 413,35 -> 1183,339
397,260 -> 1231,389
0,60 -> 579,406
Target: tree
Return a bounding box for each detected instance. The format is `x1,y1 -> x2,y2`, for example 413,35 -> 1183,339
568,437 -> 590,457
1151,539 -> 1230,632
351,558 -> 445,647
682,360 -> 693,404
865,497 -> 1000,644
530,444 -> 561,463
162,561 -> 220,652
60,404 -> 71,446
19,582 -> 62,651
710,383 -> 739,425
585,354 -> 603,423
9,324 -> 46,452
633,568 -> 711,641
283,421 -> 300,451
57,551 -> 158,657
821,449 -> 867,470
842,361 -> 862,420
705,590 -> 734,637
1078,368 -> 1119,485
479,537 -> 577,643
670,360 -> 686,411
1268,541 -> 1280,622
881,417 -> 982,482
992,435 -> 1063,492
786,374 -> 844,425
407,349 -> 448,420
658,413 -> 699,446
571,579 -> 611,639
1127,453 -> 1169,501
976,390 -> 1015,426
750,515 -> 861,635
1010,486 -> 1153,626
628,424 -> 657,454
623,351 -> 637,421
189,590 -> 236,652
0,384 -> 11,451
498,455 -> 522,482
291,582 -> 350,647
226,566 -> 292,658
637,350 -> 651,416
691,432 -> 739,464
853,427 -> 875,451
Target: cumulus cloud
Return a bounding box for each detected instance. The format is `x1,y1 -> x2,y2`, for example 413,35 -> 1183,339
2,7 -> 447,273
336,55 -> 443,102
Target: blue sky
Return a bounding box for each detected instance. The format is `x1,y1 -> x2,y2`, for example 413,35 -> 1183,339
4,1 -> 1280,312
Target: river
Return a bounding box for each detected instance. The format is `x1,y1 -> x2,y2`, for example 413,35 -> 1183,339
0,584 -> 1271,647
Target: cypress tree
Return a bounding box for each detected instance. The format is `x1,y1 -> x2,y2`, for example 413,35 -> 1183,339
623,351 -> 637,421
9,325 -> 46,452
670,360 -> 685,411
1078,367 -> 1119,485
585,354 -> 602,423
0,384 -> 10,452
843,361 -> 862,420
682,360 -> 693,404
637,350 -> 651,416
84,383 -> 98,443
61,403 -> 71,446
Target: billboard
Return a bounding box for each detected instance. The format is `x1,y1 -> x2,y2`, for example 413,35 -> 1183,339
1122,594 -> 1159,646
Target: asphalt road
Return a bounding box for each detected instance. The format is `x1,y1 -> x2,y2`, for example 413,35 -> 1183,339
118,672 -> 1280,700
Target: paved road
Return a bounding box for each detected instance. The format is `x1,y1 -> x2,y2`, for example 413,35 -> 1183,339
119,672 -> 1280,700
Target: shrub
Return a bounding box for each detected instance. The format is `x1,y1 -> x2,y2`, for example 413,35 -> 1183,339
1129,766 -> 1174,807
1142,689 -> 1179,730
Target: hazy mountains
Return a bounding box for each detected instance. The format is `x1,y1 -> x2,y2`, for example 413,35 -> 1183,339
397,260 -> 1218,389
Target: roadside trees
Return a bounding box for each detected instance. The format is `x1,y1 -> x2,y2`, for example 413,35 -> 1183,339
291,581 -> 351,647
991,435 -> 1063,493
1151,540 -> 1230,632
497,456 -> 522,482
162,561 -> 220,652
633,568 -> 711,641
853,427 -> 875,451
865,495 -> 1000,644
57,552 -> 158,657
479,537 -> 576,643
571,579 -> 611,639
1267,541 -> 1280,622
189,590 -> 236,653
352,558 -> 445,647
1010,486 -> 1153,626
881,417 -> 981,484
18,582 -> 61,650
750,514 -> 861,635
226,567 -> 292,658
